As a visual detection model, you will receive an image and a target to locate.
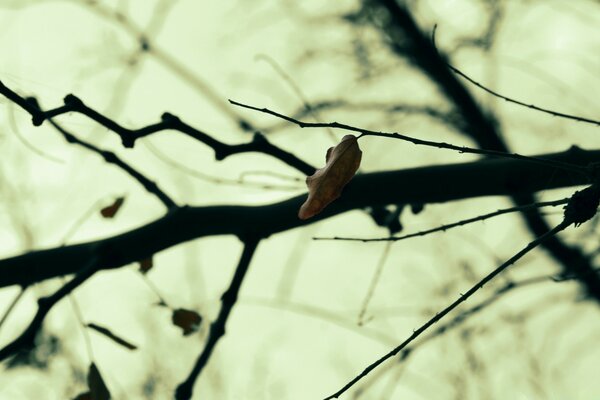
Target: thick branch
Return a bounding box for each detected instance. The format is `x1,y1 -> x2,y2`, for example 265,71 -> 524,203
0,147 -> 596,290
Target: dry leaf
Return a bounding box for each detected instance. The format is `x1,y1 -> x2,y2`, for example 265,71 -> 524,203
299,135 -> 362,219
138,257 -> 153,274
172,308 -> 202,336
100,197 -> 125,219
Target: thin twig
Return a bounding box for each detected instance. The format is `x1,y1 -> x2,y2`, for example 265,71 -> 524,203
357,241 -> 392,326
175,238 -> 260,400
448,64 -> 600,127
315,198 -> 569,242
66,284 -> 94,362
47,118 -> 177,210
256,54 -> 337,142
323,221 -> 569,399
0,80 -> 314,175
229,100 -> 587,175
0,286 -> 26,331
0,257 -> 99,361
143,140 -> 302,191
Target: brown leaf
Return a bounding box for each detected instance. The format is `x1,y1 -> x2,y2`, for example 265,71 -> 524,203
87,322 -> 138,351
138,257 -> 153,274
100,197 -> 125,219
88,363 -> 111,400
299,135 -> 362,219
172,308 -> 202,336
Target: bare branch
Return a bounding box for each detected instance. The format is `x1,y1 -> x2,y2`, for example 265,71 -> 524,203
0,257 -> 99,361
229,100 -> 587,175
175,238 -> 260,400
0,147 -> 597,290
315,198 -> 569,242
448,64 -> 600,127
0,80 -> 315,176
324,221 -> 569,399
46,118 -> 177,210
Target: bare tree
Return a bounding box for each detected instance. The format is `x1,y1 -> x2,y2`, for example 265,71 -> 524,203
0,1 -> 598,399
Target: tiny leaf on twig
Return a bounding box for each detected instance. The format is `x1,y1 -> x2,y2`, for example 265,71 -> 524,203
299,135 -> 362,219
100,197 -> 125,219
172,308 -> 202,336
138,257 -> 153,274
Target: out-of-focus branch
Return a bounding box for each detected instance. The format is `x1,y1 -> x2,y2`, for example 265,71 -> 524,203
448,63 -> 600,127
71,0 -> 255,132
362,0 -> 600,303
324,221 -> 570,399
0,147 -> 597,289
0,257 -> 98,361
175,238 -> 260,400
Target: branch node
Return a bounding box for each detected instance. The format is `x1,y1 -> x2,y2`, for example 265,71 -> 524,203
63,94 -> 82,107
563,185 -> 600,227
252,132 -> 267,144
161,112 -> 179,124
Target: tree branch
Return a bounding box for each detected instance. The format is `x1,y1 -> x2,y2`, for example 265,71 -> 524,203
315,198 -> 569,242
0,257 -> 99,361
229,100 -> 586,175
47,118 -> 177,210
175,238 -> 260,400
0,147 -> 596,290
448,63 -> 600,127
0,80 -> 315,176
364,0 -> 600,304
324,221 -> 570,399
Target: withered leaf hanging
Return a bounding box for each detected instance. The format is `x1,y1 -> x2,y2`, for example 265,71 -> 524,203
298,135 -> 362,220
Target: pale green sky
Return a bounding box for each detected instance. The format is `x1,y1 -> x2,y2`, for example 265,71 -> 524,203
0,1 -> 598,399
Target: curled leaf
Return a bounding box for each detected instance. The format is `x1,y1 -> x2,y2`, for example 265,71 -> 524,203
100,197 -> 125,219
172,308 -> 202,336
299,135 -> 362,219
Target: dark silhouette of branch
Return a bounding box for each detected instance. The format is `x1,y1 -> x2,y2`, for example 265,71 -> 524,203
324,221 -> 570,399
229,100 -> 587,175
260,100 -> 455,134
350,268 -> 597,397
448,64 -> 600,127
0,80 -> 315,176
142,140 -> 303,191
360,0 -> 600,304
315,197 -> 569,242
0,257 -> 99,361
175,238 -> 260,400
0,147 -> 597,290
46,118 -> 177,210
